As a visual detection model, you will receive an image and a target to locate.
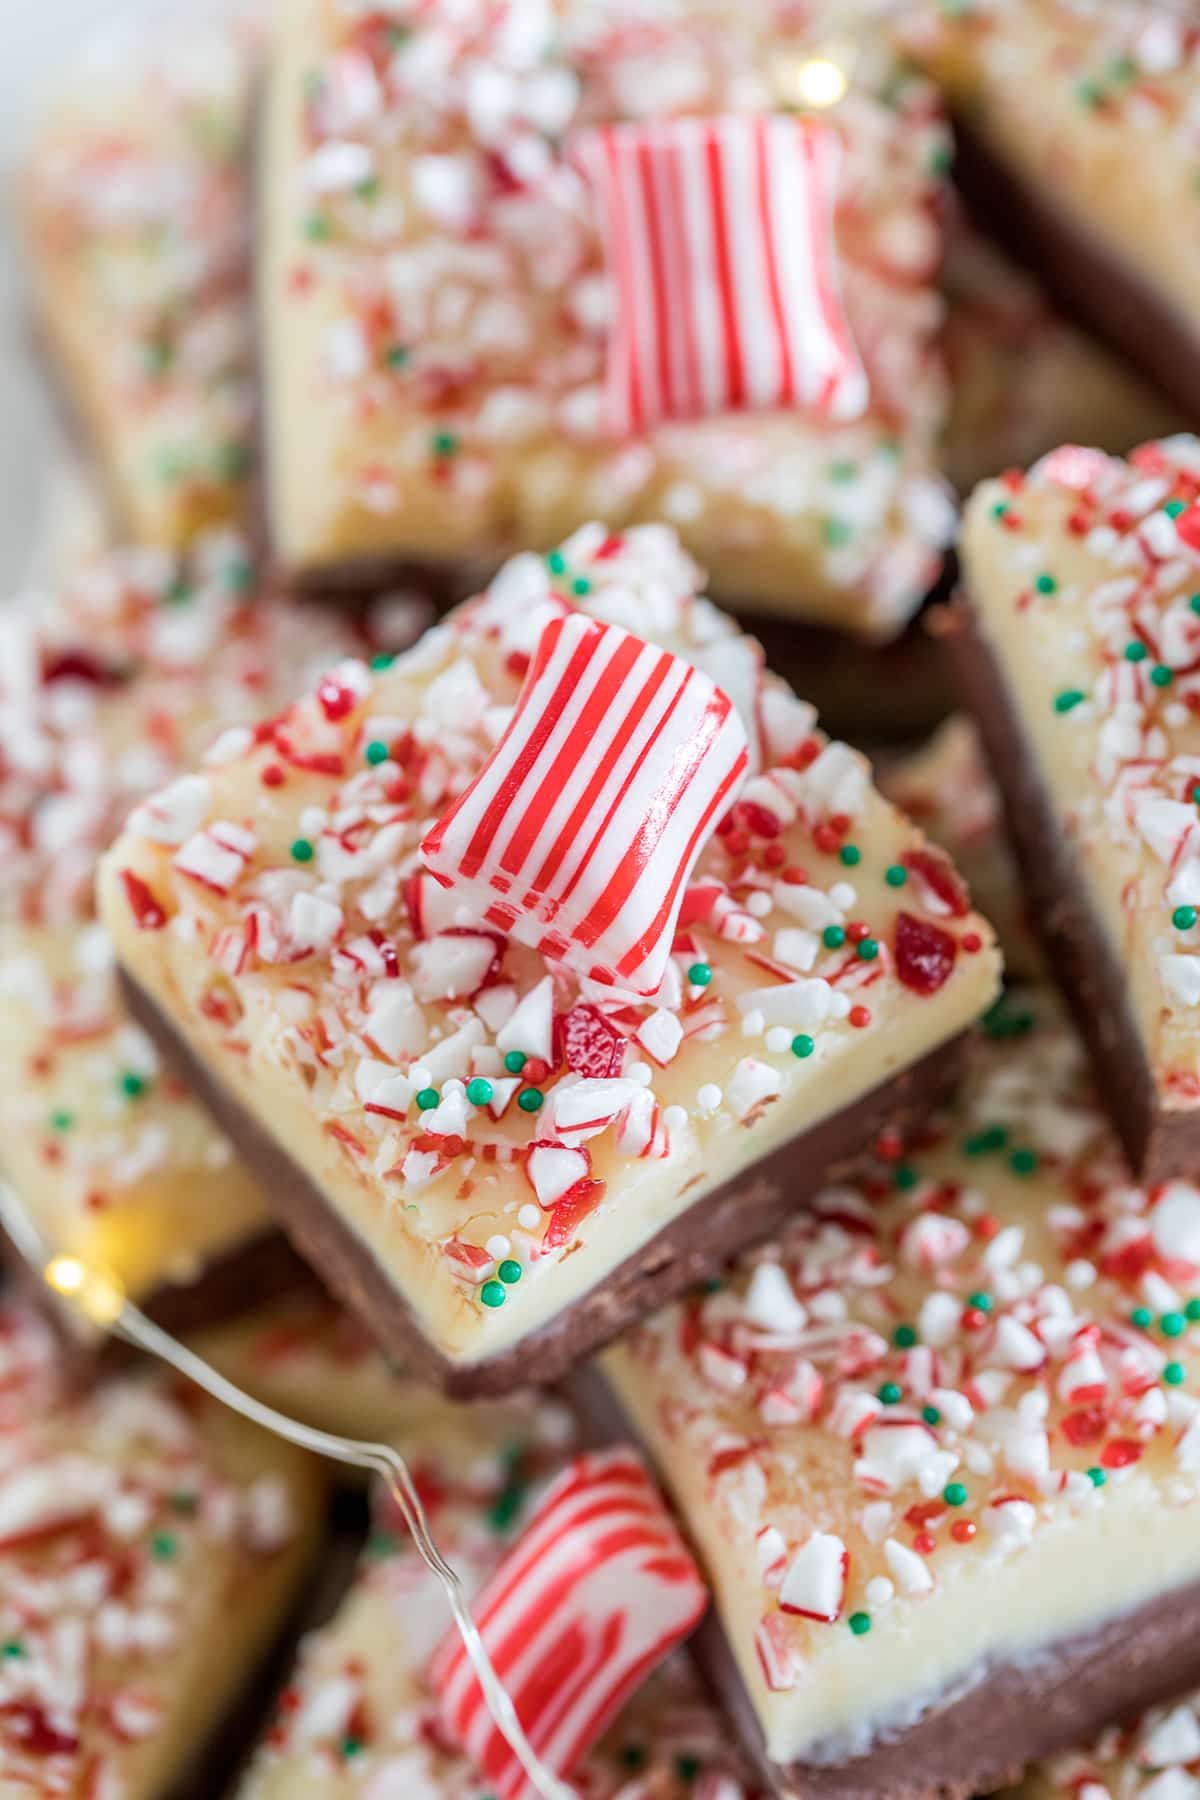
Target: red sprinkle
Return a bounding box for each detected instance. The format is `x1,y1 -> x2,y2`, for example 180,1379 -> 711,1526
848,1005 -> 871,1029
950,1520 -> 977,1544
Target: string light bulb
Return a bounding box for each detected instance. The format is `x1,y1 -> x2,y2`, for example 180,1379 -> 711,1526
774,49 -> 851,110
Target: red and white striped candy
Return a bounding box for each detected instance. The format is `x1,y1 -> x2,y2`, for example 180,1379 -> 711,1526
420,612 -> 748,995
430,1447 -> 707,1800
574,114 -> 867,438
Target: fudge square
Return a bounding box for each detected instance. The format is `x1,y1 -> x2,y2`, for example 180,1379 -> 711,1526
1012,1691 -> 1200,1800
0,1294 -> 325,1799
0,524 -> 358,1323
899,1 -> 1200,417
258,0 -> 955,637
951,435 -> 1200,1183
600,995 -> 1200,1798
98,524 -> 1000,1396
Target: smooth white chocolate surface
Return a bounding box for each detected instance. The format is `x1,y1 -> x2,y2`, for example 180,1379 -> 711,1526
606,995 -> 1200,1766
261,0 -> 955,635
962,436 -> 1200,1134
99,524 -> 1000,1373
0,1296 -> 324,1798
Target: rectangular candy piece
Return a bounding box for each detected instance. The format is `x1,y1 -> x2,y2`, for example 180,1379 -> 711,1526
258,0 -> 954,637
598,994 -> 1200,1798
899,1 -> 1200,418
98,523 -> 1001,1395
238,1400 -> 751,1800
1012,1691 -> 1200,1800
0,523 -> 365,1327
0,1293 -> 325,1799
20,15 -> 257,549
949,436 -> 1200,1183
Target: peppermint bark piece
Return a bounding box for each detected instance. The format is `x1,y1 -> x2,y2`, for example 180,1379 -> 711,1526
1013,1694 -> 1200,1800
0,1294 -> 325,1798
900,0 -> 1200,418
98,525 -> 1001,1395
21,16 -> 257,548
951,436 -> 1200,1181
0,527 -> 365,1328
258,0 -> 954,637
238,1399 -> 747,1799
599,999 -> 1200,1798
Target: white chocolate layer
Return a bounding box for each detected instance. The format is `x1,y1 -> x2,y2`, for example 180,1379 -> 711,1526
605,994 -> 1200,1767
99,524 -> 999,1373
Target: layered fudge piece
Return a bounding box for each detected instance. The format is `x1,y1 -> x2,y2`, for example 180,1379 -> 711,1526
98,525 -> 1001,1395
878,715 -> 1039,979
0,1293 -> 325,1798
600,996 -> 1200,1797
900,1 -> 1200,418
0,526 -> 362,1325
238,1398 -> 746,1799
951,436 -> 1200,1182
21,14 -> 256,548
259,0 -> 955,636
940,212 -> 1183,499
1013,1694 -> 1200,1800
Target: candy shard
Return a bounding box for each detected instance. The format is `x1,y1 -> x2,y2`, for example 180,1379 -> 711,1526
421,611 -> 749,995
430,1446 -> 707,1799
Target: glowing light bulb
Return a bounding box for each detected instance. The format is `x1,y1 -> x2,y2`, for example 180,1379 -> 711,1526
776,53 -> 850,110
44,1255 -> 126,1327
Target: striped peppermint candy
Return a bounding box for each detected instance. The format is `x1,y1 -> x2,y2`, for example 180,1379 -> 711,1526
574,114 -> 867,438
420,612 -> 748,995
430,1447 -> 707,1800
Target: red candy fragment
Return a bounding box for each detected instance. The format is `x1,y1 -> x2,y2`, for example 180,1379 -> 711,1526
901,847 -> 970,919
542,1179 -> 607,1251
561,1005 -> 626,1080
431,1448 -> 707,1800
1176,503 -> 1200,553
893,912 -> 958,995
119,869 -> 167,931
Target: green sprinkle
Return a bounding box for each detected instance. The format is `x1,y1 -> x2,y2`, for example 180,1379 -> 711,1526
1054,689 -> 1087,713
225,556 -> 254,594
839,844 -> 861,867
466,1078 -> 494,1106
498,1258 -> 522,1285
1131,1305 -> 1154,1329
675,1755 -> 701,1782
480,1280 -> 507,1308
1087,1466 -> 1106,1488
355,171 -> 379,202
687,962 -> 713,987
488,1483 -> 525,1533
822,517 -> 852,548
571,576 -> 591,596
1187,1299 -> 1200,1323
885,864 -> 907,887
370,651 -> 396,671
415,1088 -> 439,1111
1162,1311 -> 1187,1338
894,1165 -> 919,1191
878,1381 -> 903,1405
517,1088 -> 544,1113
546,549 -> 568,575
894,1324 -> 917,1348
964,1124 -> 1008,1156
1035,573 -> 1057,595
1009,1148 -> 1038,1176
1165,1361 -> 1187,1386
1165,498 -> 1188,518
848,1612 -> 872,1636
967,1292 -> 992,1313
1192,786 -> 1200,805
620,1745 -> 648,1771
1076,77 -> 1104,108
1124,640 -> 1148,662
213,441 -> 250,482
1190,594 -> 1200,616
364,739 -> 390,766
1,1641 -> 25,1660
504,1050 -> 527,1074
384,344 -> 410,369
431,429 -> 459,458
303,212 -> 331,240
943,1482 -> 968,1507
165,576 -> 192,606
341,1737 -> 364,1759
991,500 -> 1010,520
49,1110 -> 73,1133
120,1072 -> 148,1100
151,1532 -> 177,1561
1176,906 -> 1198,931
791,1034 -> 815,1059
856,937 -> 879,962
290,838 -> 314,863
1152,665 -> 1174,687
921,1404 -> 941,1426
822,924 -> 845,950
828,460 -> 858,484
366,1530 -> 398,1560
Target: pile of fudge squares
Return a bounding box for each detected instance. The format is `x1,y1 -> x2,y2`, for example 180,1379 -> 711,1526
10,0 -> 1200,1794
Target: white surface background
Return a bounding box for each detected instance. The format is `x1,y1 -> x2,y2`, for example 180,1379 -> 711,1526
0,0 -> 173,587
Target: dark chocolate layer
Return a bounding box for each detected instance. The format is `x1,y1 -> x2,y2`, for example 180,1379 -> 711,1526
120,966 -> 968,1400
571,1364 -> 1200,1800
952,117 -> 1200,426
939,600 -> 1192,1183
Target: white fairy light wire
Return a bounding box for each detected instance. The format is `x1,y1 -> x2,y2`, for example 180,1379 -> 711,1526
0,1181 -> 574,1800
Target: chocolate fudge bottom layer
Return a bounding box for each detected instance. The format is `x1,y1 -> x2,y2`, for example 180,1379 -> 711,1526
121,967 -> 968,1400
571,1366 -> 1200,1800
951,118 -> 1200,425
940,601 -> 1192,1182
